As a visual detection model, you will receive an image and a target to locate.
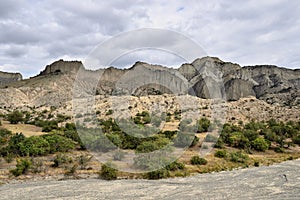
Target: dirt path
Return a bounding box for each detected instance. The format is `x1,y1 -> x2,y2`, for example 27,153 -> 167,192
0,159 -> 299,200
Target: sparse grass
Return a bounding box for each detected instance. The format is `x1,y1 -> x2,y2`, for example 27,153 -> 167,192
1,121 -> 44,137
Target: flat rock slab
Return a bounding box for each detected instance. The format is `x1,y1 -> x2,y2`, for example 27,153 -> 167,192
1,159 -> 299,200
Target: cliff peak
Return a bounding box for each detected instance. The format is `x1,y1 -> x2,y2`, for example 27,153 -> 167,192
38,59 -> 84,76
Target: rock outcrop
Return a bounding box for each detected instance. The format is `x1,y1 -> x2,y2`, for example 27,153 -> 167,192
38,59 -> 83,76
0,57 -> 299,107
0,71 -> 22,86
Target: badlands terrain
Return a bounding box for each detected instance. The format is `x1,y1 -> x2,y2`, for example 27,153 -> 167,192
0,57 -> 299,199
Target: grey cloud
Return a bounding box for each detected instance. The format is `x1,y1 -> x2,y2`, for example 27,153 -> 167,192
0,21 -> 42,44
0,0 -> 24,18
4,45 -> 27,57
0,0 -> 300,78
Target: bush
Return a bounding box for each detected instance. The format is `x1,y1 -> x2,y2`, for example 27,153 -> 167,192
7,110 -> 24,124
19,136 -> 50,156
293,134 -> 300,145
77,155 -> 92,170
251,138 -> 270,151
214,139 -> 224,149
31,158 -> 44,173
165,160 -> 185,171
204,134 -> 218,143
2,133 -> 25,156
42,134 -> 75,153
99,164 -> 117,180
146,168 -> 170,180
161,130 -> 177,139
136,137 -> 169,153
229,151 -> 249,163
106,110 -> 113,116
10,158 -> 32,176
64,164 -> 78,176
198,118 -> 211,133
228,132 -> 250,149
0,128 -> 12,145
52,153 -> 73,168
214,150 -> 227,158
190,156 -> 207,165
274,147 -> 284,153
254,161 -> 260,167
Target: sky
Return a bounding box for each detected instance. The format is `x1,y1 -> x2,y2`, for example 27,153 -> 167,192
0,0 -> 300,78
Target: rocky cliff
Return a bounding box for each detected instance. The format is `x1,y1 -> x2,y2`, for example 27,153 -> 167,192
0,71 -> 22,86
38,59 -> 83,76
0,57 -> 299,107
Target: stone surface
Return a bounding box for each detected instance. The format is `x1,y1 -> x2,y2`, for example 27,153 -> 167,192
0,57 -> 299,107
0,159 -> 299,200
38,59 -> 83,76
0,71 -> 22,86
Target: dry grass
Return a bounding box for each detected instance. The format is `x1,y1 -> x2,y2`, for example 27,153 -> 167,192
1,121 -> 45,137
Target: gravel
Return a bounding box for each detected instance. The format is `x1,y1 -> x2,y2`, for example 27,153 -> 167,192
0,159 -> 299,200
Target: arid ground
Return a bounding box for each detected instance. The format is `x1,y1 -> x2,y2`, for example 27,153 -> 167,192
0,159 -> 299,200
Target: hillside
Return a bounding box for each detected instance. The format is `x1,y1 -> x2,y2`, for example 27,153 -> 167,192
0,57 -> 299,109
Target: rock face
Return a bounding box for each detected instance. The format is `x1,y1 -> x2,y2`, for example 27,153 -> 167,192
0,57 -> 299,107
178,57 -> 300,105
38,59 -> 83,76
0,71 -> 22,86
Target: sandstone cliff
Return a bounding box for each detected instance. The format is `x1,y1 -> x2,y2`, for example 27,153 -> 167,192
0,71 -> 22,86
0,57 -> 299,108
38,59 -> 83,76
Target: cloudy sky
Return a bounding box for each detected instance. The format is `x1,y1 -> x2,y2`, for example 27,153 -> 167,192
0,0 -> 299,78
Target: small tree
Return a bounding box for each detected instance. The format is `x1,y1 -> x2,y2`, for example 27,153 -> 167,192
146,168 -> 170,179
7,110 -> 24,124
190,156 -> 207,165
252,138 -> 270,151
99,164 -> 117,180
10,158 -> 32,176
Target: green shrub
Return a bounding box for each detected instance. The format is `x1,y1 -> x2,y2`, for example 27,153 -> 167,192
214,139 -> 224,149
228,132 -> 250,149
64,164 -> 78,176
251,138 -> 270,152
2,133 -> 25,156
214,150 -> 227,158
136,137 -> 169,153
165,160 -> 185,171
198,118 -> 211,133
254,161 -> 260,167
99,164 -> 117,180
293,134 -> 300,145
4,153 -> 14,163
274,147 -> 284,153
243,130 -> 259,141
42,134 -> 75,153
77,155 -> 92,170
190,156 -> 207,165
146,168 -> 170,179
10,158 -> 32,176
31,158 -> 44,173
106,110 -> 113,116
204,134 -> 218,143
161,130 -> 177,139
229,151 -> 249,163
7,110 -> 24,124
52,153 -> 73,168
19,136 -> 50,156
0,128 -> 12,145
